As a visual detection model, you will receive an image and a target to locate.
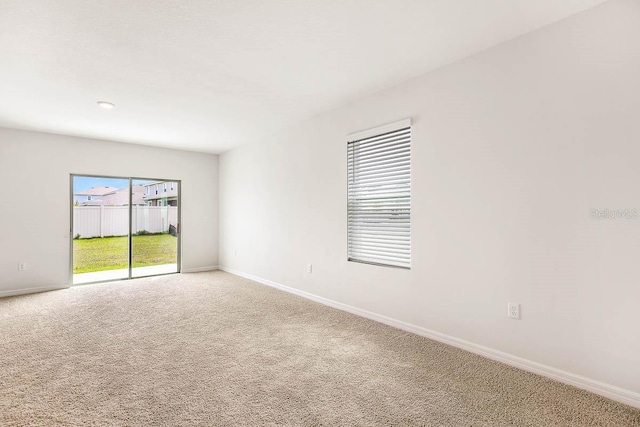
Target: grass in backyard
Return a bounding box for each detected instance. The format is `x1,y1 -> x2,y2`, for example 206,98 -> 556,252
132,234 -> 178,268
73,234 -> 177,273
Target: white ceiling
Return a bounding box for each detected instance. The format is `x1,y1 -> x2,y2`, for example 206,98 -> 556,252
0,0 -> 608,153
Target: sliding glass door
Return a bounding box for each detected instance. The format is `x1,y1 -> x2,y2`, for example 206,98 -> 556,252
131,179 -> 179,278
72,176 -> 131,284
71,175 -> 180,285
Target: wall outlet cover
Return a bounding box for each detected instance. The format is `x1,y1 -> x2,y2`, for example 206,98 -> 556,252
508,303 -> 520,319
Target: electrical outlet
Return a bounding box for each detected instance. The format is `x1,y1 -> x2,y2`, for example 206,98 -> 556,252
307,264 -> 313,273
508,303 -> 520,319
18,262 -> 27,271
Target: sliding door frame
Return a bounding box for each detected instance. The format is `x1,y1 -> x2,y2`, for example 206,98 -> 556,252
130,176 -> 181,280
69,173 -> 182,285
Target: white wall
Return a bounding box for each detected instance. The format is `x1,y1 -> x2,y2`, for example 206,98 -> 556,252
0,128 -> 219,294
220,0 -> 640,398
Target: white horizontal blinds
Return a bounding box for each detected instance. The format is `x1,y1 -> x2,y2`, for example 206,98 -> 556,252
348,125 -> 411,268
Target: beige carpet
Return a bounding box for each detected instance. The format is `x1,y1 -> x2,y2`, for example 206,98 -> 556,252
1,271 -> 638,426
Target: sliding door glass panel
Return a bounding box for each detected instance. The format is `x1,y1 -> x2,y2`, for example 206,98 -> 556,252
72,176 -> 130,284
131,179 -> 179,278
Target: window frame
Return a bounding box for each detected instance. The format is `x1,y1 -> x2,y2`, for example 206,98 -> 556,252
347,119 -> 411,269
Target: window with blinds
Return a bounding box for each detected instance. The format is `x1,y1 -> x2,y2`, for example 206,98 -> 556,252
347,121 -> 411,269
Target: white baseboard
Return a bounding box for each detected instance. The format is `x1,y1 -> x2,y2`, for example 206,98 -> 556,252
182,265 -> 219,273
220,266 -> 640,409
0,285 -> 69,298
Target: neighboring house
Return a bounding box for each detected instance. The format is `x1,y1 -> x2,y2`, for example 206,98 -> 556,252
73,186 -> 118,205
143,181 -> 178,206
82,185 -> 146,206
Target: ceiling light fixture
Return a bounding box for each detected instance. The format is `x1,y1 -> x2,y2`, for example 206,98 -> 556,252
97,101 -> 115,109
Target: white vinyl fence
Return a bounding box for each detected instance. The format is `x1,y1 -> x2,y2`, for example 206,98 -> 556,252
73,206 -> 178,238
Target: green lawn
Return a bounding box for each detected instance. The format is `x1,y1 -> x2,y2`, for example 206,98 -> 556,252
73,234 -> 177,273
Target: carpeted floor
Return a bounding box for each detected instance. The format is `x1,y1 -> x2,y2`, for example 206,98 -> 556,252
1,271 -> 639,426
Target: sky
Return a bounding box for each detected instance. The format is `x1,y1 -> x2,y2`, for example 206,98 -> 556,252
73,176 -> 152,192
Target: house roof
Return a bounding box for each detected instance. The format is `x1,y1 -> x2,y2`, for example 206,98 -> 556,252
82,185 -> 146,206
74,186 -> 118,196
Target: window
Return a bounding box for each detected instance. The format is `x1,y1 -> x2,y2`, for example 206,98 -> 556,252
87,196 -> 92,201
347,119 -> 411,269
